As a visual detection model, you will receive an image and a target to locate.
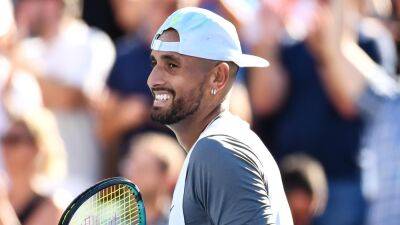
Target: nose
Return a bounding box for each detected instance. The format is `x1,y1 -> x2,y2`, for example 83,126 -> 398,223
147,66 -> 165,89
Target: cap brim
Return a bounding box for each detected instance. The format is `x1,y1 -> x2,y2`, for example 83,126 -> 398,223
233,54 -> 269,68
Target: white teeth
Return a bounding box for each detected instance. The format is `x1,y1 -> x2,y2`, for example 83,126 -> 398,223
155,93 -> 170,101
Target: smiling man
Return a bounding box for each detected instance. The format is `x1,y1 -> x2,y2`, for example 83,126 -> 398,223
147,7 -> 293,225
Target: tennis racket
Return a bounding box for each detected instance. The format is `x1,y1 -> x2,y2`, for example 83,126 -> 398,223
58,177 -> 146,225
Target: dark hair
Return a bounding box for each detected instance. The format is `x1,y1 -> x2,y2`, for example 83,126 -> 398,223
282,170 -> 313,196
280,153 -> 328,216
227,61 -> 239,78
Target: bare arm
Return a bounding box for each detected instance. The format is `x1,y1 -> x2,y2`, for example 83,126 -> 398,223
311,1 -> 396,118
248,47 -> 288,117
0,201 -> 20,225
36,77 -> 88,110
95,91 -> 149,148
217,0 -> 243,30
307,1 -> 367,118
247,2 -> 289,117
0,176 -> 20,225
8,47 -> 89,110
317,42 -> 367,117
322,40 -> 397,108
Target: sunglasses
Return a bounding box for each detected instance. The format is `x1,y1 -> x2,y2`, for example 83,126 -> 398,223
0,133 -> 35,146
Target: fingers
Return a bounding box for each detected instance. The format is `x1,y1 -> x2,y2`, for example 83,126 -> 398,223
244,0 -> 285,48
305,3 -> 344,66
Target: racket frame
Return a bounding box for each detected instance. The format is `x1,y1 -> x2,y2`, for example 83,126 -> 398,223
58,177 -> 146,225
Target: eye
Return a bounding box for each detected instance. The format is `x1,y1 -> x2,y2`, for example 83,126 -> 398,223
151,59 -> 157,68
168,63 -> 178,69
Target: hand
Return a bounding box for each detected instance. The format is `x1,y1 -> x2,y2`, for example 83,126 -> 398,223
306,0 -> 358,65
306,4 -> 341,65
117,96 -> 149,131
95,92 -> 150,147
244,1 -> 285,51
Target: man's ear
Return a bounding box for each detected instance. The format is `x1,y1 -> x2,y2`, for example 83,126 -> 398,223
209,62 -> 230,94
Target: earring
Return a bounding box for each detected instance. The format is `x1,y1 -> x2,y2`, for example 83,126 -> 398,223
211,89 -> 217,95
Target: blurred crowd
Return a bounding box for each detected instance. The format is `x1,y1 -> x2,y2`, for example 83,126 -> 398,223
0,0 -> 399,225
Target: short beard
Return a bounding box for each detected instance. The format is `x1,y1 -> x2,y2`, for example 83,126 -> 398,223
150,81 -> 205,125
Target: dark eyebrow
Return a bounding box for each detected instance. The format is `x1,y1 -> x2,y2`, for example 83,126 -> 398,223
160,54 -> 181,64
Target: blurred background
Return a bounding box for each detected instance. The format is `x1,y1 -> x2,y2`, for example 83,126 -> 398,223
0,0 -> 399,224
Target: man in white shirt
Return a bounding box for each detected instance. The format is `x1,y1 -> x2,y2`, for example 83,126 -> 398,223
16,0 -> 115,193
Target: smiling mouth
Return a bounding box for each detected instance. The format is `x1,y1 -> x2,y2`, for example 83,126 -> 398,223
155,93 -> 171,101
152,90 -> 173,107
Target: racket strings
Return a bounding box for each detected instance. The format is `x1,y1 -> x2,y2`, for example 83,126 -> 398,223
70,184 -> 141,225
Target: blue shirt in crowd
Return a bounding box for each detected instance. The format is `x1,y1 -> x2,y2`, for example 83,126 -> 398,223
357,71 -> 400,225
253,34 -> 381,180
107,35 -> 153,98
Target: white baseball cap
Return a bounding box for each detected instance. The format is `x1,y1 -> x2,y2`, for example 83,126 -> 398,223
151,7 -> 269,68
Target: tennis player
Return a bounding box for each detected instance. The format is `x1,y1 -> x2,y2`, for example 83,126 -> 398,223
147,7 -> 293,225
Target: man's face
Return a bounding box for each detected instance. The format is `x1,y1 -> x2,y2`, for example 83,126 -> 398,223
147,30 -> 213,125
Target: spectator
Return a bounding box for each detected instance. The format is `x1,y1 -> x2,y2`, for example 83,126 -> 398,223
0,108 -> 67,225
0,0 -> 43,167
82,0 -> 124,40
98,0 -> 178,177
14,0 -> 115,192
307,0 -> 400,223
281,154 -> 328,225
110,0 -> 147,35
247,1 -> 387,224
0,0 -> 17,138
120,133 -> 184,225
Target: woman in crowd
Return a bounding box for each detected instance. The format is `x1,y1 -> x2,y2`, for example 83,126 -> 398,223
0,109 -> 67,225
